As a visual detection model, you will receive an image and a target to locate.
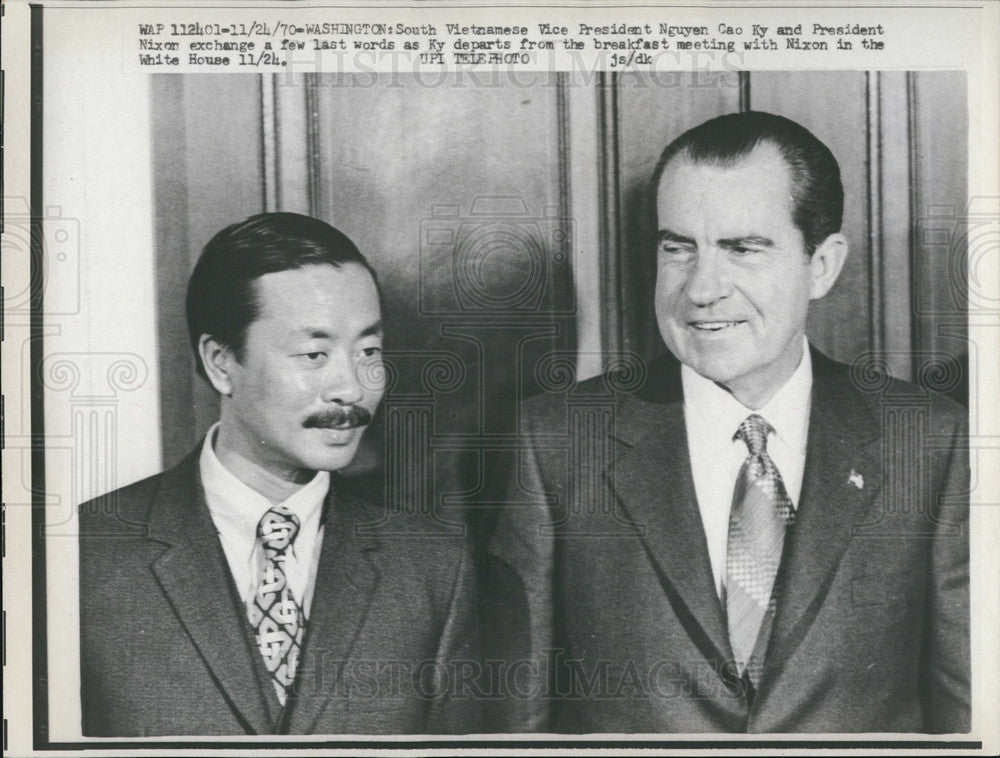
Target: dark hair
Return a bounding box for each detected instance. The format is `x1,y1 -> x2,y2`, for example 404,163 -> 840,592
651,111 -> 844,255
185,212 -> 379,381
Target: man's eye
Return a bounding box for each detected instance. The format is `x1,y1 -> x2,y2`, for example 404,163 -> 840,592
361,346 -> 382,358
659,243 -> 694,260
301,352 -> 327,361
730,244 -> 767,256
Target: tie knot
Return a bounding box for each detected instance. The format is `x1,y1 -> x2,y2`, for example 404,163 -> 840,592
257,505 -> 300,556
735,414 -> 774,456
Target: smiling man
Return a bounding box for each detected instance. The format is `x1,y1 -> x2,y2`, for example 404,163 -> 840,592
488,112 -> 970,733
80,213 -> 480,736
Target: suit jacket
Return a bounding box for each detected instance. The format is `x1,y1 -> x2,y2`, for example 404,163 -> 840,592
80,448 -> 481,736
486,347 -> 969,733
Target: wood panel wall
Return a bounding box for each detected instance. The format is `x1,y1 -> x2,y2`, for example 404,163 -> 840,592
153,70 -> 969,475
151,74 -> 265,467
606,70 -> 968,388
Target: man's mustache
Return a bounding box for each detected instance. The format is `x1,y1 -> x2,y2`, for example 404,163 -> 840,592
302,405 -> 373,430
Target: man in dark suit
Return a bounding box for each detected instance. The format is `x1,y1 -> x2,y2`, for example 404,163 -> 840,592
486,112 -> 969,733
80,213 -> 480,736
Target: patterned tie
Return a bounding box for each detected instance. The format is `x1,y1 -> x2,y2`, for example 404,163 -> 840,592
725,414 -> 795,688
248,505 -> 306,705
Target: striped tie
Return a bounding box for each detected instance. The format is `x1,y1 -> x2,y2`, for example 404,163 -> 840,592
725,414 -> 795,688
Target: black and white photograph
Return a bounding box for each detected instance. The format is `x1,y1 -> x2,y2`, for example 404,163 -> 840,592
1,1 -> 998,754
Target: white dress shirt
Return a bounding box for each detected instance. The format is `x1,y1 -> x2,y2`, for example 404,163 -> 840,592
681,338 -> 813,599
199,423 -> 329,617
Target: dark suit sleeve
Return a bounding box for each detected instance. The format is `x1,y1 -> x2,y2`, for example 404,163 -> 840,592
922,411 -> 971,733
424,546 -> 484,734
483,412 -> 555,732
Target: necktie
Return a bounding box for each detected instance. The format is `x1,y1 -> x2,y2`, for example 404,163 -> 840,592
248,505 -> 306,705
725,414 -> 795,688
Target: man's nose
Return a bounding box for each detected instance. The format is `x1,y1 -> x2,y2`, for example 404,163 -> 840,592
684,251 -> 731,307
320,353 -> 365,405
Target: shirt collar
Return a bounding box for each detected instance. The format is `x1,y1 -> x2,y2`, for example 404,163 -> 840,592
681,336 -> 813,455
199,423 -> 330,560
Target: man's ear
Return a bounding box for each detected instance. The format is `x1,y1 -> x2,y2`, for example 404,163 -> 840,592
198,335 -> 237,396
808,232 -> 849,300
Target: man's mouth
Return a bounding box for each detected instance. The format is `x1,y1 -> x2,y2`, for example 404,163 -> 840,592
303,406 -> 373,430
688,320 -> 744,332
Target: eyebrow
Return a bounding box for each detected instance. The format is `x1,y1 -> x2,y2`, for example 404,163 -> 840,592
718,235 -> 776,249
297,322 -> 383,340
359,322 -> 384,339
657,230 -> 777,249
657,229 -> 697,246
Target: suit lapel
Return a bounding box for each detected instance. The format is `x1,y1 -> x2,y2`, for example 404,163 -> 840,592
604,349 -> 885,683
284,479 -> 381,734
762,350 -> 884,681
603,355 -> 733,664
147,452 -> 274,734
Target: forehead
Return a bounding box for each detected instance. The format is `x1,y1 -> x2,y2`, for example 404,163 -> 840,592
656,145 -> 796,230
251,262 -> 380,330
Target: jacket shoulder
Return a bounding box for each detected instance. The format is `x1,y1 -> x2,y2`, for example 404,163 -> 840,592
335,475 -> 472,549
78,449 -> 201,537
77,469 -> 165,536
818,351 -> 967,433
521,351 -> 681,427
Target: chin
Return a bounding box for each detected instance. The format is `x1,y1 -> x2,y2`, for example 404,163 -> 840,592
686,354 -> 747,386
299,444 -> 363,473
